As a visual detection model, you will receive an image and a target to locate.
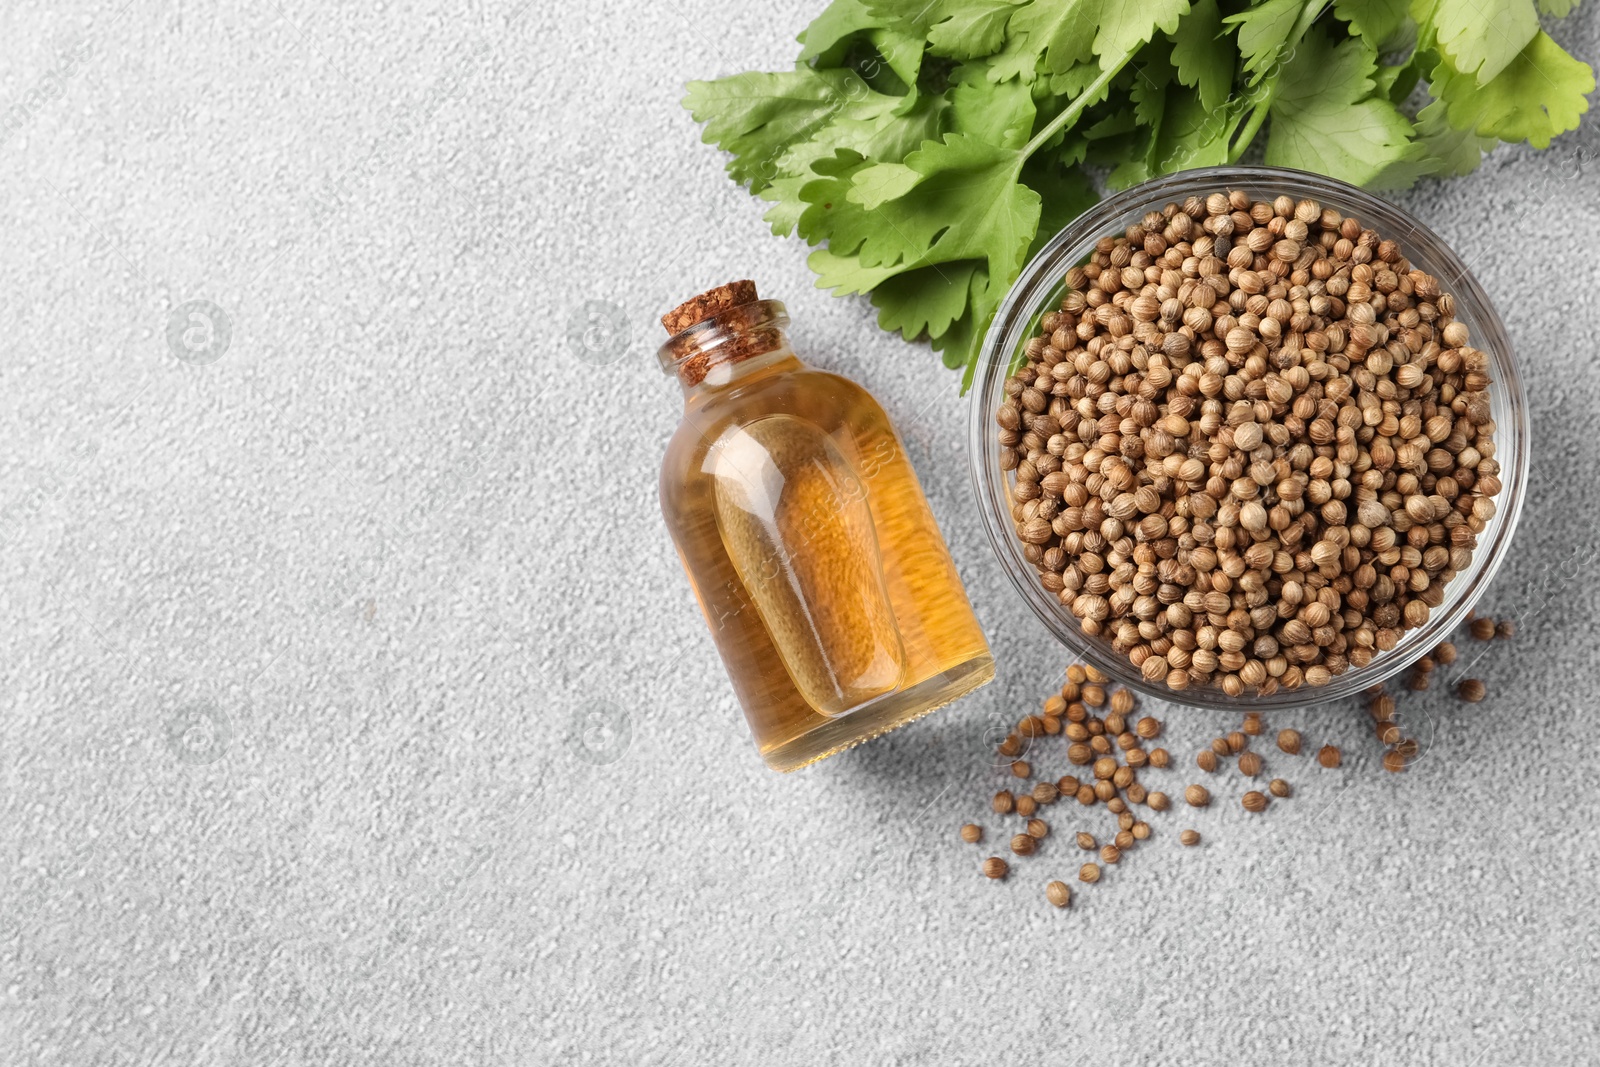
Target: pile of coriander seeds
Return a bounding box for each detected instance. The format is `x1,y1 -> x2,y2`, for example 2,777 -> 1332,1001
998,190 -> 1503,696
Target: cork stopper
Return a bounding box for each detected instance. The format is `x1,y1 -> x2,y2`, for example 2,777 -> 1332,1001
661,280 -> 759,336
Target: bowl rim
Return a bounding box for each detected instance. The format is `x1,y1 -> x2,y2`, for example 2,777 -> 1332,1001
968,164 -> 1530,711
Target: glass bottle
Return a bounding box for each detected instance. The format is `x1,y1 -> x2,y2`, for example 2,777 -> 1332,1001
658,281 -> 994,771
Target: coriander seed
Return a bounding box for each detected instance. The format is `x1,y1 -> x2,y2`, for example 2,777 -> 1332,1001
1238,751 -> 1263,777
1076,832 -> 1097,851
1100,844 -> 1121,864
1032,781 -> 1060,805
983,857 -> 1009,879
960,823 -> 982,843
1010,760 -> 1032,779
1268,778 -> 1291,798
1135,716 -> 1161,739
1149,748 -> 1171,768
1016,795 -> 1038,817
1197,749 -> 1219,773
1242,791 -> 1268,812
1180,830 -> 1201,847
1185,785 -> 1211,808
1495,619 -> 1516,639
1457,678 -> 1487,703
1242,713 -> 1263,736
1046,880 -> 1072,908
992,790 -> 1015,814
1317,744 -> 1342,769
1132,820 -> 1151,840
1470,617 -> 1496,641
1026,818 -> 1050,840
1111,689 -> 1135,715
1435,642 -> 1458,665
1011,833 -> 1037,857
1148,791 -> 1171,811
1277,729 -> 1302,755
1383,749 -> 1407,773
1079,863 -> 1101,884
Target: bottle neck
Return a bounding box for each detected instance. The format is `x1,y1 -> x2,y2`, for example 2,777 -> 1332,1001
659,299 -> 794,396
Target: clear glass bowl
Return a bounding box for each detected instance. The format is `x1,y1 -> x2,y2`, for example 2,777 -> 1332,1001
969,165 -> 1529,710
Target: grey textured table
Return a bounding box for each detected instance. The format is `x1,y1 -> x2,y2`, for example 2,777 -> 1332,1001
4,2 -> 1599,1064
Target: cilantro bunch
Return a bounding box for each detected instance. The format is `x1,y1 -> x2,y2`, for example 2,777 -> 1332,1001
684,0 -> 1594,384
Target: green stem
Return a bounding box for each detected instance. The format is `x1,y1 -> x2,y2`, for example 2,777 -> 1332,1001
1019,58 -> 1129,162
1227,1 -> 1332,164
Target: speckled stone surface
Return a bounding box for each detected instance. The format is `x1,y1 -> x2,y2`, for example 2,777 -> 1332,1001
3,2 -> 1599,1064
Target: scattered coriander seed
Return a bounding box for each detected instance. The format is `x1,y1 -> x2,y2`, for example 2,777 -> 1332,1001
1112,766 -> 1135,789
998,734 -> 1022,758
1435,641 -> 1458,665
1370,694 -> 1396,722
961,824 -> 983,843
1010,760 -> 1032,779
1019,715 -> 1045,739
1210,737 -> 1231,756
1277,729 -> 1302,755
992,790 -> 1015,814
1226,732 -> 1247,755
1395,737 -> 1419,758
1241,713 -> 1264,736
1185,785 -> 1211,808
1180,830 -> 1201,847
1107,796 -> 1128,815
1376,720 -> 1401,745
1068,742 -> 1093,765
1416,656 -> 1436,674
1100,844 -> 1121,864
1016,795 -> 1039,817
1268,778 -> 1291,798
1238,751 -> 1263,777
1135,716 -> 1161,739
1094,780 -> 1117,802
1043,694 -> 1067,718
1092,756 -> 1118,780
1011,833 -> 1037,857
1149,748 -> 1170,768
1046,880 -> 1072,908
1066,664 -> 1087,685
1383,750 -> 1407,773
1197,748 -> 1219,773
983,857 -> 1009,879
1317,744 -> 1342,769
1026,818 -> 1050,840
1111,689 -> 1135,715
1042,716 -> 1062,736
1148,791 -> 1171,811
1089,735 -> 1112,755
1495,618 -> 1516,639
1057,775 -> 1080,794
1117,811 -> 1134,831
1132,820 -> 1151,840
1076,784 -> 1097,805
1470,617 -> 1496,641
1084,665 -> 1108,684
1079,862 -> 1102,884
1126,748 -> 1149,768
1104,712 -> 1127,736
1082,684 -> 1106,707
1242,791 -> 1268,813
1457,678 -> 1487,703
1032,781 -> 1060,805
1076,832 -> 1097,851
1406,671 -> 1430,692
1126,782 -> 1148,805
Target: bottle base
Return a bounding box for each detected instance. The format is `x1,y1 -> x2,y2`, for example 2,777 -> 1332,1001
760,653 -> 997,772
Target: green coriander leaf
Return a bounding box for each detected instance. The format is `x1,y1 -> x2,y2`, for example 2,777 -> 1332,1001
1538,0 -> 1581,15
1419,0 -> 1538,85
1150,84 -> 1236,176
1413,98 -> 1493,176
1002,0 -> 1102,77
1094,0 -> 1191,68
1170,0 -> 1236,113
1224,0 -> 1304,82
932,266 -> 998,381
870,261 -> 981,340
758,91 -> 952,235
1430,30 -> 1595,148
1265,29 -> 1425,185
684,67 -> 882,192
951,63 -> 1038,149
842,133 -> 1041,289
1332,0 -> 1410,51
863,0 -> 1025,60
798,0 -> 886,63
808,245 -> 906,294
